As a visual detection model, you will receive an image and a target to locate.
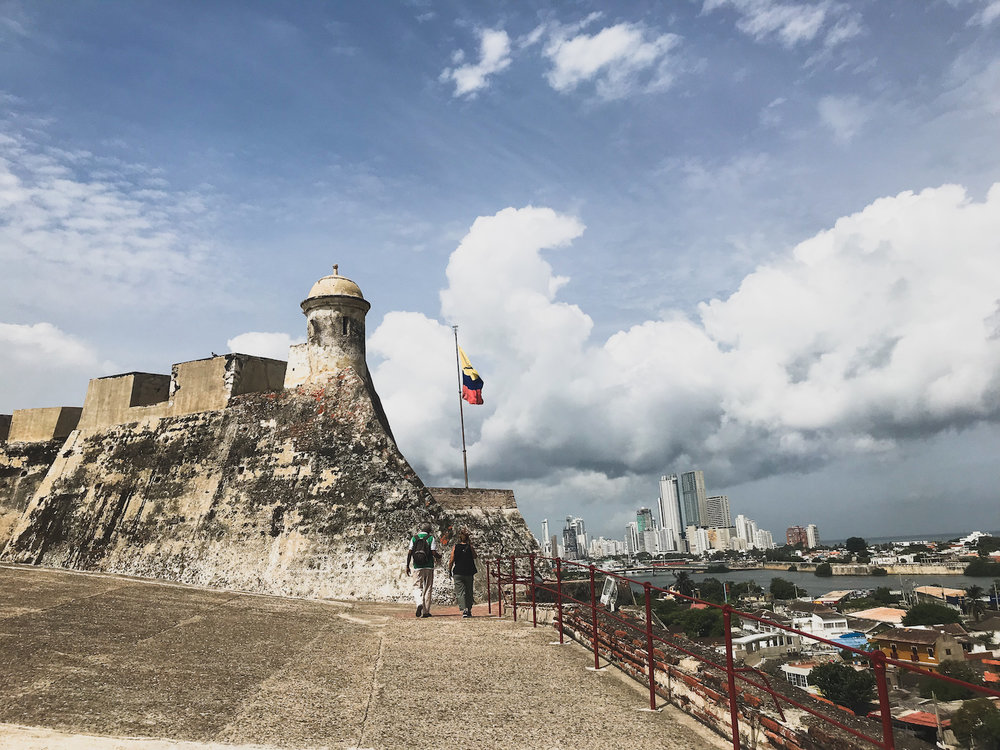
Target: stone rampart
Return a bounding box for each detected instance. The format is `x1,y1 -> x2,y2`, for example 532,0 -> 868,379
0,439 -> 64,549
428,487 -> 517,510
7,407 -> 83,443
1,369 -> 536,602
76,354 -> 287,433
0,414 -> 10,442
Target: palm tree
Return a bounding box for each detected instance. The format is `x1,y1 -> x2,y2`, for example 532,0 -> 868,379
965,585 -> 987,622
673,571 -> 696,598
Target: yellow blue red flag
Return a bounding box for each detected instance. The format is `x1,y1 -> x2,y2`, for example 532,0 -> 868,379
459,347 -> 484,405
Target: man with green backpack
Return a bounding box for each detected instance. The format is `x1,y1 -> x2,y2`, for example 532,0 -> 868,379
406,523 -> 441,618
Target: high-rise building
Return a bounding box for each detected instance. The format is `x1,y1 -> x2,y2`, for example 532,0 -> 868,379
550,535 -> 560,558
563,516 -> 580,560
636,507 -> 655,533
680,470 -> 707,528
756,529 -> 775,549
806,524 -> 820,549
624,522 -> 640,556
657,474 -> 683,546
704,495 -> 732,528
541,519 -> 550,555
786,526 -> 808,547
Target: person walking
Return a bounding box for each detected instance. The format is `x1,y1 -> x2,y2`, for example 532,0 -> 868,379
406,523 -> 440,618
449,529 -> 478,618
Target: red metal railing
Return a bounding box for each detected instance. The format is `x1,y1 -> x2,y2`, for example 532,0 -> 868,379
483,554 -> 1000,750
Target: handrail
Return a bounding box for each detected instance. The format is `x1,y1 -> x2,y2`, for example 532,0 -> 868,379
483,553 -> 1000,750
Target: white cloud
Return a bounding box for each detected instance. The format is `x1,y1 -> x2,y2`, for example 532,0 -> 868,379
0,130 -> 215,317
227,331 -> 302,360
370,184 -> 1000,503
817,95 -> 869,143
440,28 -> 512,97
543,22 -> 681,99
703,0 -> 860,49
0,322 -> 116,411
971,0 -> 1000,26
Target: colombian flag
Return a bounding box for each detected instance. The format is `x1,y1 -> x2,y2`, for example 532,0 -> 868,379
459,347 -> 484,405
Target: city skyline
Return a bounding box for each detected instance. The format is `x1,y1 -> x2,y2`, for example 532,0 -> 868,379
2,3 -> 999,540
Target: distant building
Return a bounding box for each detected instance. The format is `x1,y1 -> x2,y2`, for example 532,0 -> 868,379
704,495 -> 732,528
636,507 -> 655,533
806,523 -> 820,549
680,470 -> 707,528
787,526 -> 808,547
756,529 -> 775,549
562,516 -> 580,560
686,525 -> 711,556
657,474 -> 683,548
871,627 -> 968,672
625,522 -> 640,556
541,519 -> 550,555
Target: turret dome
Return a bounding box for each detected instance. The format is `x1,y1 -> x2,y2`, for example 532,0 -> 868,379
305,264 -> 366,303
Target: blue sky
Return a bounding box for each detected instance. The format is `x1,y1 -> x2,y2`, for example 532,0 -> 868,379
2,1 -> 999,542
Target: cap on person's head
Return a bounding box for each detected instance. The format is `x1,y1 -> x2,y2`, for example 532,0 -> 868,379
420,523 -> 432,533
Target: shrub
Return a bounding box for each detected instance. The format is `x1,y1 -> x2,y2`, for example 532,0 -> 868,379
903,602 -> 962,626
952,698 -> 1000,749
815,562 -> 833,577
810,662 -> 876,713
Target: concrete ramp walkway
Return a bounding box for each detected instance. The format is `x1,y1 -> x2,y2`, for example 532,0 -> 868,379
0,565 -> 724,750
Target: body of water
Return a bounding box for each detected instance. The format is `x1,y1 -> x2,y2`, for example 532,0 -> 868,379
630,568 -> 1000,599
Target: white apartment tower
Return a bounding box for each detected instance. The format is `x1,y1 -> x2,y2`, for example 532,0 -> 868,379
657,474 -> 683,548
806,524 -> 820,549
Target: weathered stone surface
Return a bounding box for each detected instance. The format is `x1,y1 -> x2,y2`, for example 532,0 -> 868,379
1,369 -> 536,602
0,439 -> 63,549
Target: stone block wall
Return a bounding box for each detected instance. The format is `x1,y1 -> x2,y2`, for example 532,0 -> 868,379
0,440 -> 64,548
1,369 -> 537,604
8,407 -> 83,443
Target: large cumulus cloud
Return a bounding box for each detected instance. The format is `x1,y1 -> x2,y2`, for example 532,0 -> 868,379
369,185 -> 1000,505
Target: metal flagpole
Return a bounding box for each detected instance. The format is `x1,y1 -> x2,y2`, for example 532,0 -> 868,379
452,326 -> 469,488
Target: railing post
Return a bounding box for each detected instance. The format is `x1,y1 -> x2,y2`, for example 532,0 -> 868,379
510,554 -> 517,622
723,605 -> 741,750
496,557 -> 503,618
555,558 -> 564,644
529,553 -> 537,628
589,564 -> 599,669
644,582 -> 656,710
872,650 -> 896,750
486,560 -> 492,615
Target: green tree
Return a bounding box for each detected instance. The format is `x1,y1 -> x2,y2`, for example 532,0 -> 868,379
873,587 -> 897,605
699,577 -> 727,603
919,660 -> 982,701
845,537 -> 868,554
815,562 -> 833,577
966,558 -> 1000,577
732,580 -> 764,599
978,536 -> 1000,555
902,601 -> 962,625
675,607 -> 724,638
952,698 -> 1000,749
770,577 -> 797,599
966,585 -> 988,621
672,571 -> 696,598
810,662 -> 876,713
869,567 -> 887,576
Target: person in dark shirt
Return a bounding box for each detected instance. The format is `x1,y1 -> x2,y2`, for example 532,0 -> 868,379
449,529 -> 478,618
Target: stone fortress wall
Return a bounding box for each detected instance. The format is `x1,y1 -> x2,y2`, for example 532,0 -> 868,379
0,267 -> 537,602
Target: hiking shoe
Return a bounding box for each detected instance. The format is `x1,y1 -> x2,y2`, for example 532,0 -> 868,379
463,610 -> 472,618
416,604 -> 423,618
422,612 -> 432,618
